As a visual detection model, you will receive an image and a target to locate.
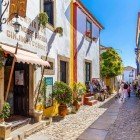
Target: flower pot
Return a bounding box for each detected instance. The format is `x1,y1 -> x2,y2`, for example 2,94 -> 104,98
34,110 -> 43,122
73,100 -> 80,111
0,118 -> 4,123
58,104 -> 68,117
0,123 -> 11,140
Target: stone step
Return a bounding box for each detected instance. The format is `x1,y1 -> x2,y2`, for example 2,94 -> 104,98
10,121 -> 47,140
11,118 -> 32,131
85,100 -> 98,106
85,96 -> 95,101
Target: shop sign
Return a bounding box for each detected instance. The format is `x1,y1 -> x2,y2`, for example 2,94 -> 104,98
45,77 -> 53,107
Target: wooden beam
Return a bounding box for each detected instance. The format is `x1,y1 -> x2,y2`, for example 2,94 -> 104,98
5,43 -> 18,101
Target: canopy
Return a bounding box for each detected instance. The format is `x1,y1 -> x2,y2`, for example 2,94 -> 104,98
0,43 -> 50,67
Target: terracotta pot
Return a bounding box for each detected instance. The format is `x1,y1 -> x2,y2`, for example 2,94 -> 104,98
58,104 -> 68,117
0,118 -> 4,123
73,100 -> 80,111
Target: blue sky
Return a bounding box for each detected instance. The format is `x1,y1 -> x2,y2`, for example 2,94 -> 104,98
81,0 -> 140,68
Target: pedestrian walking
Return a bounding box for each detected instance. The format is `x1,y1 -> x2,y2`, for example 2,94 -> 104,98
117,81 -> 120,98
123,82 -> 128,100
127,84 -> 131,98
119,81 -> 124,101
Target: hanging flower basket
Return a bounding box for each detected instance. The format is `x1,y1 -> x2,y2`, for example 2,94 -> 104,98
85,30 -> 91,38
38,12 -> 49,28
54,27 -> 63,36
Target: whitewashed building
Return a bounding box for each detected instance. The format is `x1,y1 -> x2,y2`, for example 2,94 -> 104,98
0,0 -> 103,118
123,66 -> 136,83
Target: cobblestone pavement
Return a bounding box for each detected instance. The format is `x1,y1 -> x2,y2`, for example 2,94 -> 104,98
105,93 -> 140,140
26,94 -> 117,140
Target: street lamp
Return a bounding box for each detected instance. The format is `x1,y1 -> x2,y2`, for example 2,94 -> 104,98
13,15 -> 21,33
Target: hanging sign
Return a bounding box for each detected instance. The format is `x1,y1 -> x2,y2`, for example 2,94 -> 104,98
8,0 -> 27,21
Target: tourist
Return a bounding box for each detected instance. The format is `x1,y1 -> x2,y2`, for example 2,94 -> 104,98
89,79 -> 94,94
127,84 -> 131,98
119,81 -> 124,100
123,82 -> 128,100
117,81 -> 120,98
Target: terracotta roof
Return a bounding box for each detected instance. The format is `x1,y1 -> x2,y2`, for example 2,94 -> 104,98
75,0 -> 104,30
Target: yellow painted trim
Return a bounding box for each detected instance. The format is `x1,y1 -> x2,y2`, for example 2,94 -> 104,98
70,1 -> 74,87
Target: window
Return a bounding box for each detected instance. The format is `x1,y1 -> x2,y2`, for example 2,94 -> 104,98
85,62 -> 91,83
86,19 -> 92,38
45,61 -> 53,70
44,0 -> 54,26
60,61 -> 67,83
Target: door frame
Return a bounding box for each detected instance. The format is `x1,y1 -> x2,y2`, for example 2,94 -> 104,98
14,62 -> 29,116
57,55 -> 70,84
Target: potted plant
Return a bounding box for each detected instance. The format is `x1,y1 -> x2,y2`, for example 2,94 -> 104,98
54,27 -> 63,36
52,82 -> 72,117
72,82 -> 86,111
34,78 -> 46,122
0,102 -> 11,140
85,30 -> 91,38
38,12 -> 48,28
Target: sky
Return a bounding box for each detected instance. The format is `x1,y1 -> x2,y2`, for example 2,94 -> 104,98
81,0 -> 140,68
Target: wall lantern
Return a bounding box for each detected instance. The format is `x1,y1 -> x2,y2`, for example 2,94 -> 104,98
13,14 -> 21,33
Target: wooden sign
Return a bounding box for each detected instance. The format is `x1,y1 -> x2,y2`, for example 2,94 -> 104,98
8,0 -> 27,21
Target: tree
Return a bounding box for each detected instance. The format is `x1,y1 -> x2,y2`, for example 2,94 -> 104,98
101,48 -> 124,78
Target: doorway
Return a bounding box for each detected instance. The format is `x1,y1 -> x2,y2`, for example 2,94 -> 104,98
14,63 -> 29,116
5,56 -> 29,116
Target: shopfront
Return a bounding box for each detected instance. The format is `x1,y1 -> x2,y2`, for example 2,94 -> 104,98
0,43 -> 50,117
5,56 -> 29,116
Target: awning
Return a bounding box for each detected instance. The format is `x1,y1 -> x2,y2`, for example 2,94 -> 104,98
0,44 -> 50,67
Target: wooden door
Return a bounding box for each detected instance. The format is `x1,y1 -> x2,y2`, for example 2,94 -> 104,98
14,63 -> 29,116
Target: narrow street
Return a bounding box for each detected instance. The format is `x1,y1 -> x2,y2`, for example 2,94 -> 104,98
25,94 -> 116,140
78,93 -> 140,140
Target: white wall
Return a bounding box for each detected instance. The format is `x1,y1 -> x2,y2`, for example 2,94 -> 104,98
1,0 -> 100,85
123,70 -> 136,83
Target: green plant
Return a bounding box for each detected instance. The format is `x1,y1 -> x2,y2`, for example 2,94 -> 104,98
101,48 -> 124,78
38,78 -> 46,106
0,102 -> 10,120
38,12 -> 48,28
72,82 -> 86,101
0,46 -> 5,70
54,27 -> 63,36
52,82 -> 72,104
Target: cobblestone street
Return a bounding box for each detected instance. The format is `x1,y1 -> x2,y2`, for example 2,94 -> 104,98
78,93 -> 140,140
25,94 -> 116,140
24,93 -> 140,140
105,93 -> 140,140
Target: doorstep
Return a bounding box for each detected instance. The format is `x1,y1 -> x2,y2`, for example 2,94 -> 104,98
9,120 -> 49,140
